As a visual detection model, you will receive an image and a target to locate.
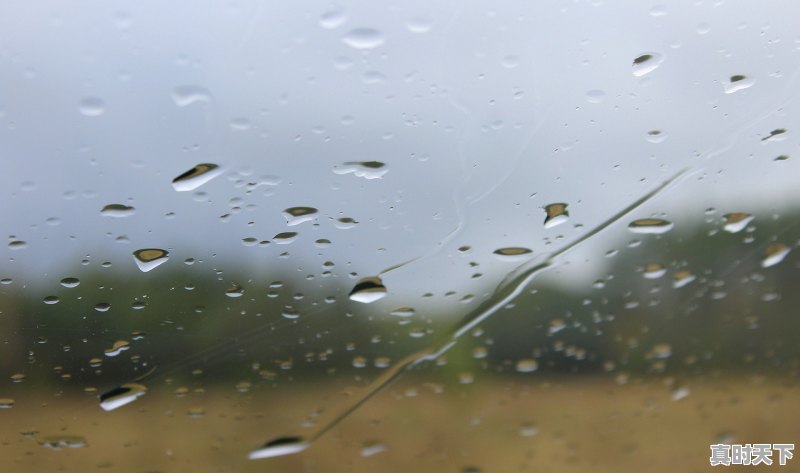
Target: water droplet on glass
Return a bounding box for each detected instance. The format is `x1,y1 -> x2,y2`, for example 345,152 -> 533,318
171,85 -> 212,107
283,207 -> 318,226
39,435 -> 87,450
671,386 -> 690,401
650,343 -> 672,359
133,249 -> 169,272
643,263 -> 666,279
762,243 -> 790,268
0,398 -> 15,409
515,359 -> 539,373
649,5 -> 667,16
673,270 -> 696,289
349,276 -> 387,303
722,212 -> 754,233
493,247 -> 533,260
333,161 -> 388,179
99,383 -> 147,411
43,295 -> 60,305
360,441 -> 387,457
78,97 -> 105,117
543,203 -> 569,229
405,16 -> 433,33
628,218 -> 673,234
100,204 -> 135,218
390,307 -> 416,317
319,9 -> 347,29
94,302 -> 111,312
723,75 -> 755,94
8,240 -> 28,250
342,28 -> 384,49
645,130 -> 667,143
249,436 -> 309,460
761,129 -> 788,143
172,163 -> 223,191
273,232 -> 298,244
225,284 -> 244,298
104,340 -> 130,357
585,89 -> 606,103
632,52 -> 664,77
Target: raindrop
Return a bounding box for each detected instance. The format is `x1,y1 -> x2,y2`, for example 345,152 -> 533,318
645,130 -> 667,143
672,270 -> 696,289
390,307 -> 416,317
133,249 -> 169,272
43,295 -> 60,305
628,218 -> 673,234
722,212 -> 753,233
334,217 -> 358,229
650,343 -> 672,359
319,9 -> 347,29
515,359 -> 539,373
671,386 -> 690,401
649,5 -> 667,16
171,85 -> 212,107
10,373 -> 24,383
643,263 -> 666,279
0,398 -> 14,409
225,284 -> 245,298
493,247 -> 532,260
543,203 -> 569,229
333,161 -> 388,179
360,441 -> 387,457
104,340 -> 130,357
315,238 -> 332,248
94,302 -> 111,312
249,436 -> 309,460
585,89 -> 606,103
172,163 -> 223,191
405,16 -> 433,33
99,383 -> 147,411
342,28 -> 384,49
100,204 -> 135,217
762,243 -> 790,268
273,232 -> 298,244
632,52 -> 664,77
349,276 -> 387,303
8,240 -> 27,250
283,207 -> 318,226
761,129 -> 788,143
78,97 -> 105,117
39,435 -> 87,450
723,75 -> 755,94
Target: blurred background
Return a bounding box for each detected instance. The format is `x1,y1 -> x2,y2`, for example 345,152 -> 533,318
1,0 -> 799,471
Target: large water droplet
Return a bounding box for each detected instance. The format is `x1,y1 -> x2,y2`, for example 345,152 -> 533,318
628,218 -> 674,234
100,204 -> 135,218
133,249 -> 169,272
249,436 -> 309,460
283,207 -> 318,226
171,85 -> 212,107
543,203 -> 569,229
99,383 -> 147,411
342,28 -> 384,49
722,212 -> 753,233
632,52 -> 664,77
349,276 -> 387,303
333,161 -> 388,179
78,97 -> 106,117
723,75 -> 755,94
762,243 -> 790,268
172,163 -> 222,191
761,129 -> 788,143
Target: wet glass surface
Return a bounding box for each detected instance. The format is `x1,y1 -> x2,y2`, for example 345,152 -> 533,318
1,1 -> 800,471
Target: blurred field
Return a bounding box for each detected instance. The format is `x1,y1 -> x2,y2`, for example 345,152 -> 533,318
0,374 -> 796,472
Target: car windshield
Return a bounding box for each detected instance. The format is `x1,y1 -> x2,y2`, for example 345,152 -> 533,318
1,1 -> 799,472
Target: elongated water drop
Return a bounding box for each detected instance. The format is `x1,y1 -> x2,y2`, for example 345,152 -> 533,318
78,97 -> 105,117
172,163 -> 222,191
724,74 -> 755,94
283,207 -> 318,226
632,52 -> 664,77
722,212 -> 753,233
543,203 -> 569,229
761,129 -> 788,143
762,243 -> 790,268
133,249 -> 169,272
493,247 -> 532,261
249,436 -> 309,460
673,270 -> 696,288
628,218 -> 673,234
99,383 -> 146,411
100,204 -> 135,217
342,28 -> 384,49
333,161 -> 388,179
39,435 -> 87,450
171,85 -> 212,107
349,276 -> 387,303
643,263 -> 666,279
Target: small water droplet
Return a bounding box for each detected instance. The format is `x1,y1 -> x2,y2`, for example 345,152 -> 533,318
515,359 -> 539,373
389,307 -> 416,317
94,302 -> 111,312
493,247 -> 532,260
43,295 -> 60,305
171,85 -> 212,107
172,163 -> 223,191
632,52 -> 664,77
761,129 -> 788,143
585,89 -> 606,103
643,263 -> 666,279
671,386 -> 690,401
349,276 -> 387,303
360,441 -> 387,457
543,203 -> 569,229
333,161 -> 388,179
249,436 -> 309,460
0,398 -> 14,409
672,270 -> 696,289
100,204 -> 135,217
762,243 -> 790,268
273,232 -> 298,244
319,9 -> 347,29
645,130 -> 667,143
39,435 -> 87,450
78,97 -> 105,117
724,75 -> 755,94
405,16 -> 433,33
283,207 -> 318,226
225,284 -> 245,298
649,5 -> 667,17
722,212 -> 753,233
104,340 -> 130,357
133,249 -> 169,272
99,383 -> 147,411
342,28 -> 384,49
628,218 -> 673,234
8,240 -> 28,250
